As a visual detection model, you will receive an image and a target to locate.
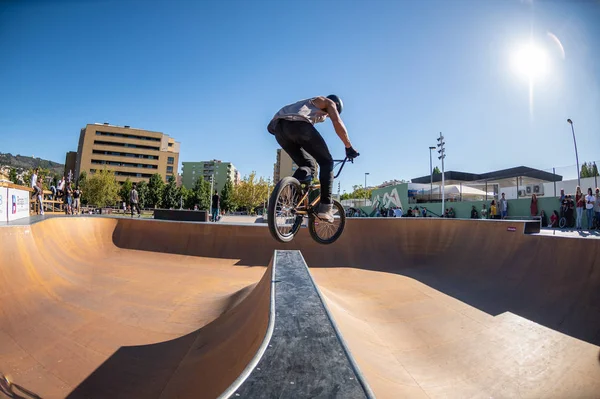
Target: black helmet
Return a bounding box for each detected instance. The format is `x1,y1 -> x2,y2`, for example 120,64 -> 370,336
326,94 -> 343,114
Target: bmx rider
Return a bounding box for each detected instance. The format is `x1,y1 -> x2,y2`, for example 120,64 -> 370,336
267,95 -> 359,223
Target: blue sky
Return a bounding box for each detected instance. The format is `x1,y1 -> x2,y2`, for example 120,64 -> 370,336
1,0 -> 599,193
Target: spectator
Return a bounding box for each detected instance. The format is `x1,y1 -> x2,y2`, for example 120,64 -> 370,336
394,207 -> 403,217
64,183 -> 73,215
73,186 -> 83,215
449,207 -> 456,218
211,190 -> 220,222
481,203 -> 488,219
407,207 -> 413,217
471,205 -> 478,219
530,194 -> 538,216
31,168 -> 44,215
490,200 -> 497,219
540,210 -> 548,227
567,195 -> 575,228
550,210 -> 559,228
585,187 -> 595,230
444,208 -> 449,218
130,183 -> 141,217
595,188 -> 600,229
422,207 -> 427,217
575,186 -> 584,230
499,193 -> 508,219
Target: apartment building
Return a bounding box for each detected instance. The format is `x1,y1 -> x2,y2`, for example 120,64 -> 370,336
181,160 -> 238,192
273,149 -> 298,183
74,123 -> 180,184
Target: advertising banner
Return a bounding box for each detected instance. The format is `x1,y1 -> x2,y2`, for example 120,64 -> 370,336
0,187 -> 6,222
7,187 -> 30,222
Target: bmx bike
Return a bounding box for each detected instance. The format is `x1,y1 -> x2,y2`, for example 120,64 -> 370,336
267,157 -> 353,245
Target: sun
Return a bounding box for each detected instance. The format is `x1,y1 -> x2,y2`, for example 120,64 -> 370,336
511,41 -> 549,81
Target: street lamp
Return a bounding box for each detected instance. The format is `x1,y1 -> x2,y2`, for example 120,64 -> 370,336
364,172 -> 370,205
567,119 -> 580,187
436,133 -> 446,216
428,146 -> 436,201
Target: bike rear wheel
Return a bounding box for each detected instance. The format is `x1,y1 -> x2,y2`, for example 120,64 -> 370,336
308,200 -> 346,245
267,176 -> 304,243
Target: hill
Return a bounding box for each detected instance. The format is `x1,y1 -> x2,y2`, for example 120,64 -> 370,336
0,153 -> 64,176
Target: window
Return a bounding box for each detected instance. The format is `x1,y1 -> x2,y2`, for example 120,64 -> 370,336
167,157 -> 174,165
95,131 -> 161,142
93,140 -> 160,151
167,166 -> 173,173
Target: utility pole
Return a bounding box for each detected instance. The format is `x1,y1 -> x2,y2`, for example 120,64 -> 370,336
428,146 -> 435,202
436,133 -> 446,216
364,172 -> 370,206
567,119 -> 580,187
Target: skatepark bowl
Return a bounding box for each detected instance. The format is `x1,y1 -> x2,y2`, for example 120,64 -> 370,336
1,216 -> 599,398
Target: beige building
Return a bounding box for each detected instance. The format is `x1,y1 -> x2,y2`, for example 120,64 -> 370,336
273,149 -> 298,183
74,123 -> 180,184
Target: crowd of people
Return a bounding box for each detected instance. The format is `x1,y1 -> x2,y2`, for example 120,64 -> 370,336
30,169 -> 82,216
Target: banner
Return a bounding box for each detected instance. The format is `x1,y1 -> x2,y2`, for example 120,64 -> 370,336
7,187 -> 30,222
0,187 -> 6,221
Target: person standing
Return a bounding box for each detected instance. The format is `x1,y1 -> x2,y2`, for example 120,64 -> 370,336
499,193 -> 508,219
530,194 -> 538,217
594,188 -> 600,229
211,190 -> 220,222
585,187 -> 595,230
130,183 -> 141,217
72,186 -> 81,215
30,168 -> 44,215
575,186 -> 584,230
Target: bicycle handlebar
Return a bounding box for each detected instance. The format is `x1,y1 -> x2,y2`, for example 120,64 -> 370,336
333,157 -> 354,179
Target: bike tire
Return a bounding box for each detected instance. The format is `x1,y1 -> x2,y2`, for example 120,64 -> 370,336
559,217 -> 567,229
267,176 -> 304,243
308,200 -> 346,245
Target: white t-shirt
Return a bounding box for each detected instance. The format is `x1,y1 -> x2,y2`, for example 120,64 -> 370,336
585,194 -> 595,210
31,173 -> 37,188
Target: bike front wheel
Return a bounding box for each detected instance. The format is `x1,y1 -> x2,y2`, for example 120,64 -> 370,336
267,176 -> 304,243
308,200 -> 346,245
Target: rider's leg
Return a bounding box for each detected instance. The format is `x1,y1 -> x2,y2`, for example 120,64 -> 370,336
274,120 -> 317,183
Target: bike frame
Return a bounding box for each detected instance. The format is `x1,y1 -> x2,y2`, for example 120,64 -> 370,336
293,158 -> 351,216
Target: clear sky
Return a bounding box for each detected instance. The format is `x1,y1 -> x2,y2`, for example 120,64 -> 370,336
1,0 -> 599,193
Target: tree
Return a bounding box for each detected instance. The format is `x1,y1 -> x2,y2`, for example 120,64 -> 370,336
85,168 -> 120,207
161,176 -> 178,209
432,166 -> 441,174
137,181 -> 148,208
232,172 -> 270,214
580,161 -> 599,178
220,179 -> 235,212
178,186 -> 191,209
191,176 -> 211,210
147,174 -> 165,208
8,168 -> 17,184
120,178 -> 133,203
78,171 -> 88,205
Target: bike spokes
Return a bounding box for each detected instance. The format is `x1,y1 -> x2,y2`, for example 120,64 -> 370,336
274,183 -> 302,238
311,204 -> 342,241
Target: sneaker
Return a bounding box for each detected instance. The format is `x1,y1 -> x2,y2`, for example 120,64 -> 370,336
317,203 -> 335,223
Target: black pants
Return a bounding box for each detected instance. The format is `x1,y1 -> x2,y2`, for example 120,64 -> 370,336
273,119 -> 334,205
131,202 -> 141,216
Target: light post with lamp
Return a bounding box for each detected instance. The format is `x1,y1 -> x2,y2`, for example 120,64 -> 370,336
567,119 -> 580,187
364,172 -> 369,206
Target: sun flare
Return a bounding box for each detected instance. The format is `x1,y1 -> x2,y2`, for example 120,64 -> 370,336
511,42 -> 549,81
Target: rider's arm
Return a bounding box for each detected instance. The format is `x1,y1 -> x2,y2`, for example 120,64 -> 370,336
313,96 -> 352,148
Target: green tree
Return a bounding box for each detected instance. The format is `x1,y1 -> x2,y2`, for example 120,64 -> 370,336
432,166 -> 441,174
137,181 -> 148,208
191,176 -> 211,210
220,179 -> 235,212
78,171 -> 88,205
22,169 -> 32,187
592,162 -> 599,177
147,174 -> 165,208
85,168 -> 120,207
8,168 -> 17,184
232,172 -> 269,214
120,178 -> 133,203
581,162 -> 591,178
161,176 -> 178,209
